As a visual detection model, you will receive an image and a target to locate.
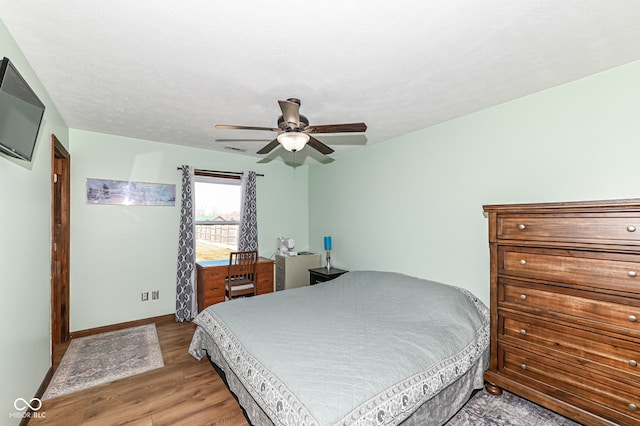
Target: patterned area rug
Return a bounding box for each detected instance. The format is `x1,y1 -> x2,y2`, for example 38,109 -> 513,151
43,324 -> 164,400
446,389 -> 582,425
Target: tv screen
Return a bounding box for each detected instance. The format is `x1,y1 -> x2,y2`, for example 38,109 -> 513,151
0,57 -> 45,162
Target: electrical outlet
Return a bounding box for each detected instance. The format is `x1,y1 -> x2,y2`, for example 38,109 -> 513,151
152,290 -> 159,300
141,292 -> 149,301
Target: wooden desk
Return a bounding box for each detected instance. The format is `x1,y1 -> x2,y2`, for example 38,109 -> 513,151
196,257 -> 274,312
309,267 -> 348,284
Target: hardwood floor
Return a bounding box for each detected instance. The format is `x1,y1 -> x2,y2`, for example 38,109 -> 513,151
33,319 -> 250,426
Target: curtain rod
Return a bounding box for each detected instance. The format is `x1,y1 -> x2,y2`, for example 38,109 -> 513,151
176,167 -> 264,177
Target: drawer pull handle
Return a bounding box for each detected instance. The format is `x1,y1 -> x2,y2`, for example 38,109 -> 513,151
629,315 -> 638,323
630,360 -> 638,368
518,224 -> 526,230
628,225 -> 637,232
629,271 -> 637,278
519,363 -> 527,370
519,329 -> 527,335
520,294 -> 527,301
519,259 -> 527,265
630,404 -> 638,412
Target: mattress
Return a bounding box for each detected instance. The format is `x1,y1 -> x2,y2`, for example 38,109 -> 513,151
190,270 -> 489,426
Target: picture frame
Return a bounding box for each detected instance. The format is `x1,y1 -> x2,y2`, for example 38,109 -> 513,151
86,178 -> 176,206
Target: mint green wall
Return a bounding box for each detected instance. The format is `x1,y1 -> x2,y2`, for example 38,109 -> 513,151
309,60 -> 640,306
4,12 -> 640,421
0,19 -> 69,423
69,129 -> 309,331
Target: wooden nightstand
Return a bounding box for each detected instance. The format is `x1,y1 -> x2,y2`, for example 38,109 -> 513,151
309,267 -> 348,284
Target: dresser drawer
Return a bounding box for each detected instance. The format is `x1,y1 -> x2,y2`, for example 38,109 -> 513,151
499,246 -> 640,293
499,344 -> 640,425
203,267 -> 225,282
256,262 -> 274,275
204,294 -> 225,307
256,278 -> 273,294
203,277 -> 225,307
496,213 -> 640,245
500,311 -> 640,380
204,280 -> 225,297
500,279 -> 640,336
256,261 -> 274,295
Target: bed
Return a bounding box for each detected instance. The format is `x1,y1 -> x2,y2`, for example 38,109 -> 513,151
189,270 -> 489,426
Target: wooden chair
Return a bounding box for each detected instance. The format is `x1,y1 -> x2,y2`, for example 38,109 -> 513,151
225,251 -> 258,300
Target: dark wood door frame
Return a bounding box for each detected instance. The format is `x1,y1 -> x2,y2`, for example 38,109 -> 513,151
51,134 -> 70,360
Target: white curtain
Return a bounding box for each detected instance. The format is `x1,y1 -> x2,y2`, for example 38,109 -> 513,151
238,171 -> 258,252
175,165 -> 197,321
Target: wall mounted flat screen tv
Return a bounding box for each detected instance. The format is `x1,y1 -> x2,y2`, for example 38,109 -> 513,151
0,57 -> 46,162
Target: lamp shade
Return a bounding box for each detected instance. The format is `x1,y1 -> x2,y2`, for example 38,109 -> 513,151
324,236 -> 332,250
277,132 -> 309,152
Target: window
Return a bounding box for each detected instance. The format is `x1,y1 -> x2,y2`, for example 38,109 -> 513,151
194,173 -> 242,262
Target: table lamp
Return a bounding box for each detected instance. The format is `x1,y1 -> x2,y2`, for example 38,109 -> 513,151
324,236 -> 332,272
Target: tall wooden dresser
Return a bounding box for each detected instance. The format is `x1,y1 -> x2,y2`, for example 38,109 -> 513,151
483,199 -> 640,426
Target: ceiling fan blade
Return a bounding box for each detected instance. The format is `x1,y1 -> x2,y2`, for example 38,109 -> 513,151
306,123 -> 367,134
278,99 -> 301,128
257,138 -> 281,155
215,138 -> 273,142
307,136 -> 334,155
215,124 -> 279,132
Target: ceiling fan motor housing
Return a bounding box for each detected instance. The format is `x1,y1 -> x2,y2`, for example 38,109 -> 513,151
278,114 -> 309,130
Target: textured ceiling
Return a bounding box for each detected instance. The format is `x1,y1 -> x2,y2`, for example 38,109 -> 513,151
2,1 -> 640,164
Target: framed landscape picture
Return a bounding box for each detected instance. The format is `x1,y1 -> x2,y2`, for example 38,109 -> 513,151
87,178 -> 176,206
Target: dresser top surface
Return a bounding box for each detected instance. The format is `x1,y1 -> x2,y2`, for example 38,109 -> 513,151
484,198 -> 640,214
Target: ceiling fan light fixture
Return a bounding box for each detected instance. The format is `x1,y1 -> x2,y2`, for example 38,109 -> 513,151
277,132 -> 309,152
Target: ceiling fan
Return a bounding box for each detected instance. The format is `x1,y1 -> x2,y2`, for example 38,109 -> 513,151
215,98 -> 367,155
